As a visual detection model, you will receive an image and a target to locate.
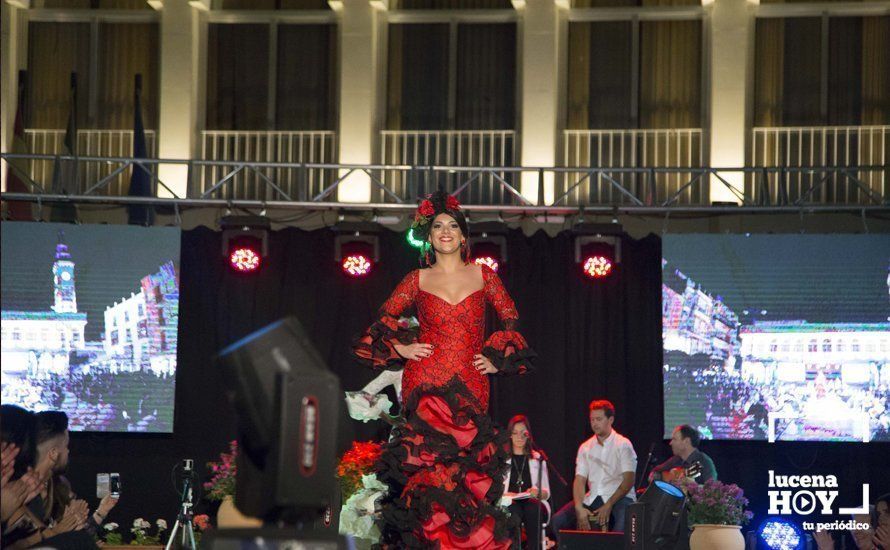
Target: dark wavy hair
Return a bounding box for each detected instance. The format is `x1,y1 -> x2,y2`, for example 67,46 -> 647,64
412,190 -> 470,266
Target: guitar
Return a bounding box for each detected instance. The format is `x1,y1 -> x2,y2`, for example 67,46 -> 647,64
659,461 -> 702,483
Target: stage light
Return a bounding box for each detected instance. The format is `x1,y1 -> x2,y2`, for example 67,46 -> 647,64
470,240 -> 505,273
221,216 -> 270,274
342,251 -> 373,277
575,232 -> 621,280
335,226 -> 379,279
758,518 -> 804,550
469,227 -> 506,273
626,479 -> 688,549
474,255 -> 499,272
582,255 -> 612,278
229,245 -> 261,273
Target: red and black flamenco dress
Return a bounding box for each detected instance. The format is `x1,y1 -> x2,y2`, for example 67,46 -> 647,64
353,265 -> 536,549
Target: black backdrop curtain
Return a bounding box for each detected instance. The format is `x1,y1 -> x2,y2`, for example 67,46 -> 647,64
68,227 -> 887,531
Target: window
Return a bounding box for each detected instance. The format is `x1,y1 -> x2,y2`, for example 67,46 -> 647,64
386,22 -> 516,130
823,339 -> 832,352
794,340 -> 804,352
206,22 -> 337,130
754,15 -> 890,126
394,0 -> 512,8
808,339 -> 818,353
852,339 -> 860,352
836,340 -> 845,352
770,339 -> 779,352
42,1 -> 152,8
567,19 -> 702,130
27,21 -> 159,129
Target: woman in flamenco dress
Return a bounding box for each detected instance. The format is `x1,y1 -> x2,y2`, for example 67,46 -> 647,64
353,191 -> 536,549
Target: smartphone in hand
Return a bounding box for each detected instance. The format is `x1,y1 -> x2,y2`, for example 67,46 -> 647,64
97,473 -> 110,498
110,473 -> 121,498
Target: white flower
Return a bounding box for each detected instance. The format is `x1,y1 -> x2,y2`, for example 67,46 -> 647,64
132,518 -> 150,529
104,522 -> 119,531
156,519 -> 168,530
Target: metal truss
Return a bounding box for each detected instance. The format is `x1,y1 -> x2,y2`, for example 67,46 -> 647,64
2,153 -> 888,215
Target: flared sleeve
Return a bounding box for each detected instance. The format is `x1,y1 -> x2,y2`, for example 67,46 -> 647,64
353,270 -> 419,371
480,265 -> 537,375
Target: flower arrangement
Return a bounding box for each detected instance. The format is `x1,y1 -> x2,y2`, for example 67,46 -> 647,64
193,514 -> 210,531
205,440 -> 237,502
129,518 -> 168,546
680,479 -> 754,527
102,522 -> 123,545
192,514 -> 210,547
336,441 -> 383,501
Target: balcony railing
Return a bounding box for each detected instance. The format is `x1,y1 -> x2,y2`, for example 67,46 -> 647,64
750,126 -> 889,205
560,129 -> 704,206
24,129 -> 158,196
3,153 -> 885,212
379,130 -> 517,204
199,131 -> 337,200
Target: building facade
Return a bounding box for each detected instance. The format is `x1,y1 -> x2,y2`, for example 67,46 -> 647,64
2,0 -> 886,206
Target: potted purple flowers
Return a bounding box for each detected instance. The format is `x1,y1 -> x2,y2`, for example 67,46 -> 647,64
680,479 -> 753,550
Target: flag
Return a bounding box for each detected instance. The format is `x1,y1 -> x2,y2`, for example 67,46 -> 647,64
50,72 -> 79,222
128,73 -> 154,225
5,71 -> 32,220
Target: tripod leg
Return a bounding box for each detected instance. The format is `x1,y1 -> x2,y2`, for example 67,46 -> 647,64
165,520 -> 182,550
186,522 -> 197,550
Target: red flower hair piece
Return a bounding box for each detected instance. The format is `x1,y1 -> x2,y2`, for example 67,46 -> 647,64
445,195 -> 460,211
418,200 -> 435,217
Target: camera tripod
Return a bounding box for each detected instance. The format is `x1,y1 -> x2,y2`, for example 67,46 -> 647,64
166,460 -> 198,550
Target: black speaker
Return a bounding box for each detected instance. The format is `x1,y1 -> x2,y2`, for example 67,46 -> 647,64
216,317 -> 343,523
559,530 -> 625,550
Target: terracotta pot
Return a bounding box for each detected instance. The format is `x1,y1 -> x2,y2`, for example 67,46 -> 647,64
217,496 -> 263,528
689,524 -> 744,550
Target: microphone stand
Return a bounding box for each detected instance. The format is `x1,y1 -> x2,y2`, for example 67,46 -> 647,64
529,439 -> 568,550
637,442 -> 659,493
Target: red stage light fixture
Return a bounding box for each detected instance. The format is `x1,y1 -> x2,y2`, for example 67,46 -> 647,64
575,234 -> 621,280
335,230 -> 379,278
221,216 -> 270,274
474,255 -> 499,272
469,230 -> 506,273
229,244 -> 262,273
582,254 -> 612,278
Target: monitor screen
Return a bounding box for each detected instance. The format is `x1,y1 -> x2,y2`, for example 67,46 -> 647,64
662,234 -> 889,442
1,222 -> 181,433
